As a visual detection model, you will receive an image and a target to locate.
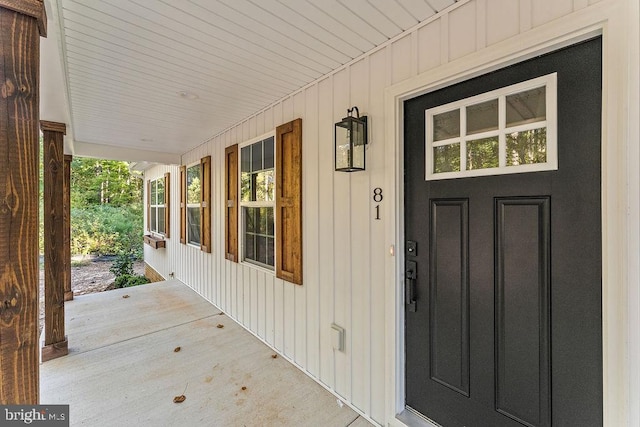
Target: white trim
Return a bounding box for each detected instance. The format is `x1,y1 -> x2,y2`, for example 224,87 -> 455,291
384,2 -> 637,426
425,73 -> 557,180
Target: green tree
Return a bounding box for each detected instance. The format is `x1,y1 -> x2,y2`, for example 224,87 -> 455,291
71,158 -> 142,207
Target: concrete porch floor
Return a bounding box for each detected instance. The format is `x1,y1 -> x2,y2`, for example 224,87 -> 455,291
40,280 -> 373,427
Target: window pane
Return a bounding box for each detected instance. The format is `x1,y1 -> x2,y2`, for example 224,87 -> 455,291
255,170 -> 275,202
252,140 -> 263,172
467,99 -> 498,135
187,165 -> 201,204
264,137 -> 274,169
241,146 -> 251,173
506,128 -> 547,166
433,109 -> 460,141
244,233 -> 255,261
467,137 -> 499,170
256,236 -> 267,265
151,181 -> 157,204
245,207 -> 256,233
241,172 -> 252,202
187,207 -> 201,245
157,179 -> 165,205
157,207 -> 165,234
266,237 -> 275,267
150,207 -> 157,232
433,143 -> 460,173
506,87 -> 546,127
267,207 -> 274,235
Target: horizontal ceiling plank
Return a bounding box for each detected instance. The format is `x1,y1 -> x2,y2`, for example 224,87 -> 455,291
337,0 -> 402,38
63,0 -> 321,81
191,0 -> 348,69
366,0 -> 420,30
62,10 -> 306,92
306,0 -> 388,45
397,0 -> 437,21
254,0 -> 363,58
277,0 -> 377,52
426,0 -> 457,14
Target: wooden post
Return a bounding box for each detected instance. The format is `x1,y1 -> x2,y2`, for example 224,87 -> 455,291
41,121 -> 68,362
63,155 -> 72,301
0,0 -> 47,405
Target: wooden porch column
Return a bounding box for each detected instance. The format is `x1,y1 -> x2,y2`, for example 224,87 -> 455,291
63,155 -> 72,301
0,0 -> 47,404
41,121 -> 68,362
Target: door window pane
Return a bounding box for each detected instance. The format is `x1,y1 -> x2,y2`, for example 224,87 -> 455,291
467,137 -> 499,170
433,109 -> 460,141
434,143 -> 461,173
506,87 -> 546,127
467,99 -> 498,135
506,128 -> 547,166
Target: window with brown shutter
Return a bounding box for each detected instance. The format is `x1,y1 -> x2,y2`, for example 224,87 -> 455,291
200,155 -> 212,253
225,145 -> 238,262
180,165 -> 186,244
148,175 -> 169,236
164,172 -> 170,238
146,179 -> 151,232
275,118 -> 303,285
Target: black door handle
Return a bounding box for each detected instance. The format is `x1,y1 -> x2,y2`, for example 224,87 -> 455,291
406,260 -> 417,312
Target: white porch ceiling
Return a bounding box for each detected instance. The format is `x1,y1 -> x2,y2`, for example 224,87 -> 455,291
42,0 -> 456,161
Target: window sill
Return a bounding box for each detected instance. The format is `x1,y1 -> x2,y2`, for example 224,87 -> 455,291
240,259 -> 275,275
144,234 -> 166,249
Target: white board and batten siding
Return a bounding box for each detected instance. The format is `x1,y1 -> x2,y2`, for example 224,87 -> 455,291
142,1 -> 640,426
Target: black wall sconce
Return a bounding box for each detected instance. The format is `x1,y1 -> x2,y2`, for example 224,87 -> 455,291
335,106 -> 368,172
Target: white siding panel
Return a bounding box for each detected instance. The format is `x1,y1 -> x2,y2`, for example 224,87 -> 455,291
449,1 -> 478,61
265,273 -> 275,346
349,57 -> 372,415
304,83 -> 321,378
293,91 -> 307,367
274,278 -> 285,352
317,76 -> 336,390
333,68 -> 352,401
486,0 -> 521,46
142,2 -> 614,424
368,47 -> 388,425
532,0 -> 574,28
418,20 -> 442,73
391,35 -> 413,84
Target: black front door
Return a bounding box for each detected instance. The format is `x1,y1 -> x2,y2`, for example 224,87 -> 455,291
404,38 -> 602,427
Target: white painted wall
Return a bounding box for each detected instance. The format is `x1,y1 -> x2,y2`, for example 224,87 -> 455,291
144,0 -> 640,425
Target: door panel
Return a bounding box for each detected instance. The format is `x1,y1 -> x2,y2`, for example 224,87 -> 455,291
404,38 -> 602,427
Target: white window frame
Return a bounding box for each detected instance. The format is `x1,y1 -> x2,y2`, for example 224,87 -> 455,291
149,177 -> 166,236
238,132 -> 276,272
185,161 -> 201,247
426,73 -> 557,181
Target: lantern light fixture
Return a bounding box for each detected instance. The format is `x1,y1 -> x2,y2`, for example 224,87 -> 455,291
334,106 -> 368,172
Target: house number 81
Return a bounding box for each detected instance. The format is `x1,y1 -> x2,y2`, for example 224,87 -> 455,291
373,188 -> 383,220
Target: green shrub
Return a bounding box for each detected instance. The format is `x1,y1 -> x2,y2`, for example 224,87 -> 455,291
110,252 -> 134,277
71,204 -> 143,257
113,274 -> 150,289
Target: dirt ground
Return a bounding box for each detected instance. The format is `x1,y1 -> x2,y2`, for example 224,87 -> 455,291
38,259 -> 145,333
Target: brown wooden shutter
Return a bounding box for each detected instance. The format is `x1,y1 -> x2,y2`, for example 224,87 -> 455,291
225,145 -> 239,262
164,172 -> 170,238
179,165 -> 186,244
275,118 -> 303,285
146,179 -> 151,232
201,155 -> 212,253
